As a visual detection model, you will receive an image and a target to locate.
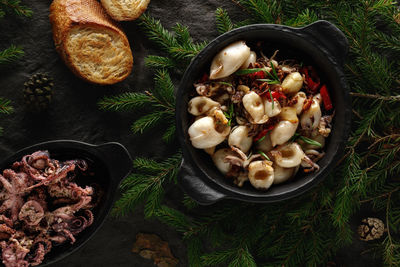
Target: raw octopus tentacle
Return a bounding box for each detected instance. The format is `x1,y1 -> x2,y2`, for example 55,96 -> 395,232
26,243 -> 45,266
0,151 -> 99,267
0,240 -> 30,267
18,200 -> 44,226
0,224 -> 15,240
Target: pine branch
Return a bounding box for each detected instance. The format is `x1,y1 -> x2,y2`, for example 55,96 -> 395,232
0,98 -> 13,114
0,45 -> 24,65
0,0 -> 32,17
350,92 -> 400,102
98,69 -> 175,136
139,13 -> 207,71
112,154 -> 181,217
216,7 -> 234,34
145,55 -> 177,69
237,0 -> 282,24
98,92 -> 153,111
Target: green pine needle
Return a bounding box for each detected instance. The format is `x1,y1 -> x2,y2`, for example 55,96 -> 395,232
0,45 -> 24,65
98,92 -> 153,111
216,7 -> 234,34
0,98 -> 13,114
0,0 -> 32,17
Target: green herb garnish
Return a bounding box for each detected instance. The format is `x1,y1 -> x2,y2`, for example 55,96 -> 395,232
217,81 -> 233,86
256,135 -> 266,143
270,62 -> 279,80
256,79 -> 280,84
268,88 -> 274,110
290,133 -> 322,147
234,68 -> 266,75
298,135 -> 323,147
258,151 -> 271,161
223,103 -> 234,126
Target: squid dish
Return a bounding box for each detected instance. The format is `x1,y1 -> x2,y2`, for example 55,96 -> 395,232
187,40 -> 335,190
0,151 -> 100,267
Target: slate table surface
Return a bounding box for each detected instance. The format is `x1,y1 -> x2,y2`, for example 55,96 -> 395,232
0,1 -> 381,266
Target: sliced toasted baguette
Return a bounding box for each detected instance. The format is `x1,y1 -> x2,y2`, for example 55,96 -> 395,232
50,0 -> 133,85
100,0 -> 150,21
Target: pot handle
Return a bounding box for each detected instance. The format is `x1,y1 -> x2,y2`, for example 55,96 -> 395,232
178,160 -> 226,205
301,20 -> 349,66
96,142 -> 133,185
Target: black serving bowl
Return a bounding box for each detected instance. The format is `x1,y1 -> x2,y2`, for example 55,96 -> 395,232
0,140 -> 132,266
176,21 -> 351,205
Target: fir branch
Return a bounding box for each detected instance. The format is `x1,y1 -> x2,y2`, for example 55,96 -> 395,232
98,92 -> 153,111
350,92 -> 400,102
0,98 -> 13,114
162,124 -> 176,143
139,13 -> 177,51
155,205 -> 193,234
130,111 -> 167,134
112,154 -> 181,217
0,0 -> 32,17
237,0 -> 282,24
216,7 -> 234,34
145,55 -> 177,69
98,70 -> 175,136
0,45 -> 24,65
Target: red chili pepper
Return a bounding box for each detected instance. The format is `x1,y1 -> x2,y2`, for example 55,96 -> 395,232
249,71 -> 265,79
271,91 -> 287,100
253,125 -> 275,142
301,67 -> 320,91
320,85 -> 333,110
262,91 -> 287,101
199,73 -> 208,83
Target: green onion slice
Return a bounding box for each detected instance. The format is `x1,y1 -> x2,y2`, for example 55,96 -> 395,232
258,151 -> 271,161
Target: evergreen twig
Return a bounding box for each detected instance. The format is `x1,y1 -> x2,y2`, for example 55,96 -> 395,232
0,0 -> 32,18
0,45 -> 24,65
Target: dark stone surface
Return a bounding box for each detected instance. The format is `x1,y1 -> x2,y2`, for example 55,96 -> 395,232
0,1 -> 380,266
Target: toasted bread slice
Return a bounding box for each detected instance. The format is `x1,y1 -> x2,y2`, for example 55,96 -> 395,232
100,0 -> 150,21
50,0 -> 133,85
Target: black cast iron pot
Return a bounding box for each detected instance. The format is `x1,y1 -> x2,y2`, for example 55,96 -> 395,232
0,140 -> 132,266
176,21 -> 351,205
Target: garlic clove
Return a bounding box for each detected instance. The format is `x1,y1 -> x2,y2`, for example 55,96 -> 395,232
210,41 -> 251,80
240,51 -> 257,69
248,160 -> 274,190
188,96 -> 220,116
228,126 -> 253,154
281,72 -> 303,95
271,142 -> 305,168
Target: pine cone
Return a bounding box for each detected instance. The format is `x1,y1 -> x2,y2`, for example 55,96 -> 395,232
358,217 -> 385,241
23,73 -> 54,111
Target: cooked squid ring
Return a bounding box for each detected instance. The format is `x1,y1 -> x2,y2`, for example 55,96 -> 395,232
270,142 -> 305,168
248,160 -> 274,190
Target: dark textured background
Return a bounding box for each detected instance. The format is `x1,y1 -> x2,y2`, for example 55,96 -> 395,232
0,1 -> 381,266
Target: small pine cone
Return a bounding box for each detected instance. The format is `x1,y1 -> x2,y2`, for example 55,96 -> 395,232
358,217 -> 385,241
23,73 -> 54,111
